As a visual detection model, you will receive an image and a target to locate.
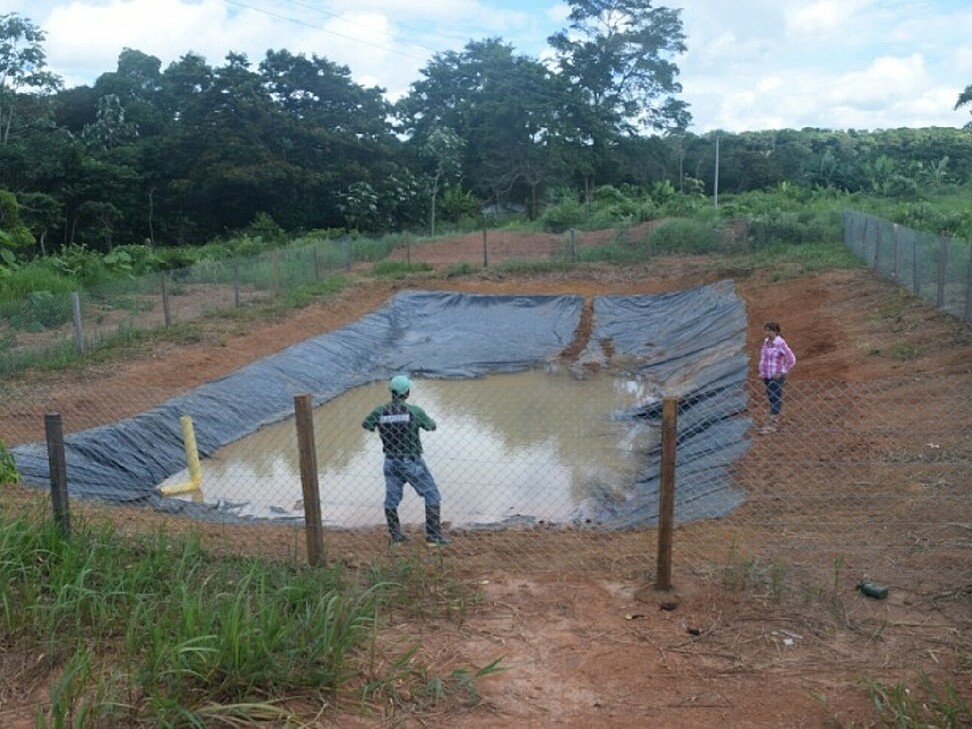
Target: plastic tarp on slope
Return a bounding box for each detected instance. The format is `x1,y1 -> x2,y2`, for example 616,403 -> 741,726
573,281 -> 751,527
12,283 -> 751,527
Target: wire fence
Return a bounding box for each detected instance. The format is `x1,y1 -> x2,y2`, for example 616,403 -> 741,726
0,222 -> 649,377
6,376 -> 971,600
0,237 -> 356,376
844,210 -> 972,325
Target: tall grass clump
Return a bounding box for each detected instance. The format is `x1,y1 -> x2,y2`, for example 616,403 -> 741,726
747,210 -> 842,249
648,219 -> 721,254
0,502 -> 502,726
0,510 -> 378,725
539,192 -> 587,232
854,672 -> 971,728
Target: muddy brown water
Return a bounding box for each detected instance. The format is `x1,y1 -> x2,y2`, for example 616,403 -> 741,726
159,367 -> 657,526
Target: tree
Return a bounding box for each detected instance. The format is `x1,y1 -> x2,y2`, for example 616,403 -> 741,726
957,84 -> 972,129
548,0 -> 690,135
17,191 -> 61,255
0,188 -> 34,255
422,127 -> 464,235
0,13 -> 62,144
81,93 -> 139,150
339,181 -> 379,232
398,39 -> 572,215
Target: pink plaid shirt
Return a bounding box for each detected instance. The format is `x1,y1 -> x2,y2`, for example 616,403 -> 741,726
759,335 -> 796,379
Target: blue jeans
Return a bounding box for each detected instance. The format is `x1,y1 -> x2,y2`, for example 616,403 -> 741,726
383,456 -> 441,509
763,375 -> 785,416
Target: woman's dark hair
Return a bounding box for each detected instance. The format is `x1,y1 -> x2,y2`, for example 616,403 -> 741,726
764,321 -> 781,334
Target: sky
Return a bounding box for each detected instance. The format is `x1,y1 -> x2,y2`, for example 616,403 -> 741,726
7,0 -> 972,134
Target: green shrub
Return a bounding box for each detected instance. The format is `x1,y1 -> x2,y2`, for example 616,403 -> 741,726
0,264 -> 76,301
540,196 -> 586,232
0,439 -> 19,484
1,290 -> 74,331
444,262 -> 477,277
372,260 -> 433,277
648,219 -> 720,254
748,210 -> 839,249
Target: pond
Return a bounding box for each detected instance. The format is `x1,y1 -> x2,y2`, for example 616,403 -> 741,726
159,366 -> 658,527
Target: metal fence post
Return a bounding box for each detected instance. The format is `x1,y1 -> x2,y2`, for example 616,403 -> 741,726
964,239 -> 972,324
294,394 -> 325,566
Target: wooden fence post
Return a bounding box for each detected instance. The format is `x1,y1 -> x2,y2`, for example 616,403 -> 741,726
893,223 -> 901,282
294,394 -> 324,566
70,292 -> 84,354
272,250 -> 281,298
937,234 -> 948,309
483,228 -> 488,267
912,237 -> 921,296
655,398 -> 678,592
232,259 -> 241,307
873,223 -> 882,271
44,413 -> 71,536
160,273 -> 172,328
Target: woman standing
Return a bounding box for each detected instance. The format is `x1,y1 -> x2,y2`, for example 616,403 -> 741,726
758,322 -> 796,433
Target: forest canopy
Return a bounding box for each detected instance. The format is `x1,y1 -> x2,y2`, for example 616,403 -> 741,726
1,5 -> 971,256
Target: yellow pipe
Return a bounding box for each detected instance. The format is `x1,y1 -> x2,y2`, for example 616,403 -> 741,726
160,415 -> 203,496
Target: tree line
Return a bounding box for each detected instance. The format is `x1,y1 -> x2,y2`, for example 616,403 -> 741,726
1,3 -> 971,260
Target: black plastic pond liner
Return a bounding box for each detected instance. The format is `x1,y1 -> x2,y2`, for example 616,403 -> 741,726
12,282 -> 752,527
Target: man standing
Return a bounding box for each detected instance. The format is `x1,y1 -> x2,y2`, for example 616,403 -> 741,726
362,375 -> 450,546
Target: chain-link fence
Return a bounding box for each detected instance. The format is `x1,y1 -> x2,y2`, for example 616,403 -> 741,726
0,225 -> 657,377
6,376 -> 970,599
844,210 -> 972,324
0,238 -> 355,376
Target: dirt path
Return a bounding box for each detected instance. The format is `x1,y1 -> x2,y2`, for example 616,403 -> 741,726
2,230 -> 971,728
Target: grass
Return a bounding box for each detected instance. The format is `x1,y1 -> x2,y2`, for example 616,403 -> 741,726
708,538 -> 788,602
0,499 -> 500,726
821,672 -> 972,728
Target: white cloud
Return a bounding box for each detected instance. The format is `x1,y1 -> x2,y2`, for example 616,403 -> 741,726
785,0 -> 854,35
829,54 -> 926,106
14,0 -> 972,132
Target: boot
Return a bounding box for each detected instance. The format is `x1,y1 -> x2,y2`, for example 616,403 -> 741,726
384,508 -> 408,544
425,504 -> 451,546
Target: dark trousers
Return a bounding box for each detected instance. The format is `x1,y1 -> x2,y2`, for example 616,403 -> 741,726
763,375 -> 785,415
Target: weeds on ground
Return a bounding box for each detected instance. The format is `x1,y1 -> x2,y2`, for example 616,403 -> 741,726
0,504 -> 501,727
819,671 -> 972,728
372,260 -> 434,277
709,537 -> 788,602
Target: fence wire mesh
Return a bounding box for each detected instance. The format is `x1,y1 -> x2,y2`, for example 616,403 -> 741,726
0,239 -> 354,376
844,210 -> 972,324
5,376 -> 970,599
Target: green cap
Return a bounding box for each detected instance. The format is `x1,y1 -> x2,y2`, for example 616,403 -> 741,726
390,375 -> 412,395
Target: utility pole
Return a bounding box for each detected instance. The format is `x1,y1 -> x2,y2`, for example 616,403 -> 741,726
713,133 -> 720,209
